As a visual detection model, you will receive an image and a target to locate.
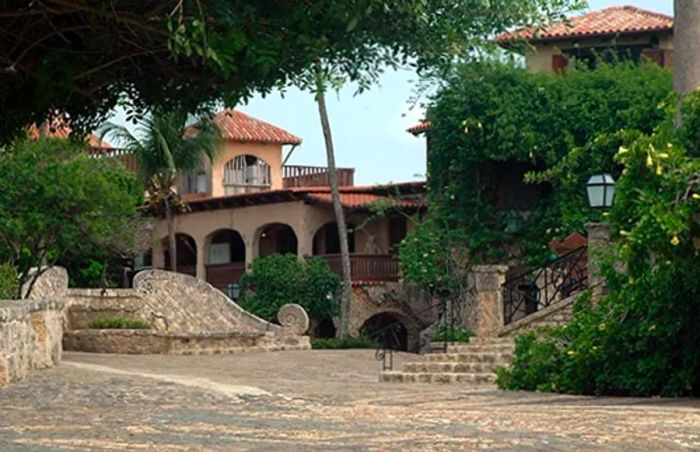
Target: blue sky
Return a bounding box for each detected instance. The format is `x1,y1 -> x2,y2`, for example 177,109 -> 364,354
110,1 -> 673,185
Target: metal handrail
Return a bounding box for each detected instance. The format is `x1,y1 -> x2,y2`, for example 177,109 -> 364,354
502,246 -> 588,325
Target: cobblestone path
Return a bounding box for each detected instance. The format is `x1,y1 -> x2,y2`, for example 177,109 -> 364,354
1,350 -> 699,451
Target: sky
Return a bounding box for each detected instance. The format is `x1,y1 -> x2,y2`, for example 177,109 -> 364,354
109,0 -> 673,186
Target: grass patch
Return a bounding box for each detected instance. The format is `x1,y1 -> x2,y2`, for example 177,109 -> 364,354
88,317 -> 150,329
311,336 -> 378,350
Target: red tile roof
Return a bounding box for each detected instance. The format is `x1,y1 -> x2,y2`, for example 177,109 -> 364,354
407,121 -> 432,135
201,109 -> 302,145
27,119 -> 111,149
305,192 -> 423,209
498,6 -> 673,43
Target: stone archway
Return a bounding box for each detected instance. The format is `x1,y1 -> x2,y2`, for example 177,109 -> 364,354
360,312 -> 408,351
257,223 -> 298,257
163,233 -> 197,276
312,221 -> 356,255
204,229 -> 246,292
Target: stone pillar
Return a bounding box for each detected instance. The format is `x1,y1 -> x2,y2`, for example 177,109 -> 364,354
151,242 -> 165,269
296,228 -> 314,260
195,235 -> 206,279
585,222 -> 611,300
464,265 -> 509,337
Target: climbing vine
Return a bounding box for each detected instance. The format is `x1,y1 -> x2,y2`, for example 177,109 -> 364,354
400,60 -> 672,289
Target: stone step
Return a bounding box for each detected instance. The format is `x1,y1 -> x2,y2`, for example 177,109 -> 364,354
423,352 -> 513,364
403,361 -> 507,374
379,371 -> 497,384
446,343 -> 515,354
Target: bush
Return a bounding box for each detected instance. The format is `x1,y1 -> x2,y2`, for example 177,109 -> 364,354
311,336 -> 378,350
499,94 -> 700,396
239,254 -> 339,321
88,317 -> 150,329
0,264 -> 19,299
432,326 -> 473,343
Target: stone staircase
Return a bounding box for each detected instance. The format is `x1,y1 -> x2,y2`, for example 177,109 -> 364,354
379,337 -> 514,384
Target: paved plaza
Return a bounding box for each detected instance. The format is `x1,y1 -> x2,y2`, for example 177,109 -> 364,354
1,350 -> 699,451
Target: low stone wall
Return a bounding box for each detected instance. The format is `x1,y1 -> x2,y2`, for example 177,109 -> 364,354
498,293 -> 579,337
63,329 -> 310,355
0,299 -> 64,387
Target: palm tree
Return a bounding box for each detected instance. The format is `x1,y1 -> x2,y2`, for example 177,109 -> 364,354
674,0 -> 700,96
101,110 -> 221,272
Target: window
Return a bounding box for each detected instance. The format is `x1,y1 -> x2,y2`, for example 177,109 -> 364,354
223,155 -> 271,194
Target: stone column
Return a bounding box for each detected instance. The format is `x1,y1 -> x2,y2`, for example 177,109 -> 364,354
296,228 -> 314,260
464,265 -> 509,337
585,222 -> 611,300
195,235 -> 207,279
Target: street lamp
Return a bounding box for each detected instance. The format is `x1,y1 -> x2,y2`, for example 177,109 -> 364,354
586,174 -> 615,208
227,283 -> 241,300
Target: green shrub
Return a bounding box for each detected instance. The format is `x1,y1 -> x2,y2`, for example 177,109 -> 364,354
88,317 -> 150,329
239,254 -> 339,321
311,336 -> 378,350
432,326 -> 473,343
499,95 -> 700,396
0,264 -> 19,299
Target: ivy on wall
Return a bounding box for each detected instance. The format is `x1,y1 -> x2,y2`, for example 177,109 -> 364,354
400,60 -> 672,290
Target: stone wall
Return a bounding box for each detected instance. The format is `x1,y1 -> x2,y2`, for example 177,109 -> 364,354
63,330 -> 310,355
498,293 -> 578,337
0,299 -> 64,387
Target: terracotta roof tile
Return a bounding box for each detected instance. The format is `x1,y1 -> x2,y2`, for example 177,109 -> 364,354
196,109 -> 301,145
499,6 -> 673,43
407,121 -> 431,135
27,119 -> 111,148
304,192 -> 423,209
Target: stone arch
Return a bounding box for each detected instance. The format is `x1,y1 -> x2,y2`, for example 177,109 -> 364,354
256,223 -> 298,258
223,154 -> 271,194
360,312 -> 410,351
205,229 -> 246,265
312,221 -> 356,255
163,233 -> 197,276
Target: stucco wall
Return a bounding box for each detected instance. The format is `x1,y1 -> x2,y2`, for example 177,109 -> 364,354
211,142 -> 284,196
0,299 -> 64,387
525,33 -> 674,73
151,201 -> 399,278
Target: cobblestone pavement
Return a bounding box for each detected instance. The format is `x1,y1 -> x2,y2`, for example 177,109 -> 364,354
1,350 -> 699,451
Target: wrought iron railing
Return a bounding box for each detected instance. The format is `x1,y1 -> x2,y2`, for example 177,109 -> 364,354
503,246 -> 588,325
373,296 -> 462,371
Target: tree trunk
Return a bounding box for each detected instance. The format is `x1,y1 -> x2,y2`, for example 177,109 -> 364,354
315,86 -> 352,338
674,0 -> 700,95
165,200 -> 177,272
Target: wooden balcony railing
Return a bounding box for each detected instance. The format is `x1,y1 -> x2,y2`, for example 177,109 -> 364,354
283,165 -> 354,188
318,254 -> 399,282
205,262 -> 246,291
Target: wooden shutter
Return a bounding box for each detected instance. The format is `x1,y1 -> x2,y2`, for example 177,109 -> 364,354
552,54 -> 568,73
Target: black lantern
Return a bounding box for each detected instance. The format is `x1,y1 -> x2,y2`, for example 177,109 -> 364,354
586,174 -> 615,208
227,283 -> 241,300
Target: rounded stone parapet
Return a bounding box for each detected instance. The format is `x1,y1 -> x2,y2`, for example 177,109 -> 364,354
277,304 -> 309,335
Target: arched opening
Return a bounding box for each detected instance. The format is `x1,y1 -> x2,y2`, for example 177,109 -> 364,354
223,154 -> 271,194
312,222 -> 356,255
360,313 -> 408,351
205,229 -> 246,292
313,318 -> 337,339
258,223 -> 298,257
163,233 -> 197,276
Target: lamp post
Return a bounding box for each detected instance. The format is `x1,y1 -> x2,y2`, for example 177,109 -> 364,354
586,174 -> 615,209
585,174 -> 615,300
227,283 -> 241,301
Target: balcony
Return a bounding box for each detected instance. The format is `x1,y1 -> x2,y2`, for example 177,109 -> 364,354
283,165 -> 354,188
318,254 -> 399,282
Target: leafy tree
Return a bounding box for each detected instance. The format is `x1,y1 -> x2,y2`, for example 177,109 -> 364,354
401,60 -> 672,291
0,1 -> 582,142
498,94 -> 700,397
239,254 -> 339,322
100,110 -> 220,271
0,138 -> 146,298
